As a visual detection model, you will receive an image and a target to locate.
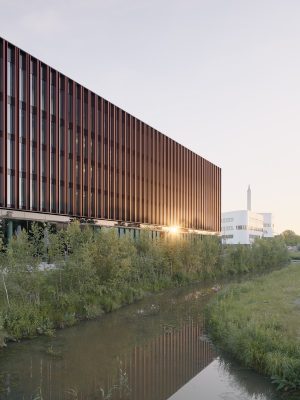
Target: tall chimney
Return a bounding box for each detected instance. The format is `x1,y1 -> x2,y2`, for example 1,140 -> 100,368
247,185 -> 251,211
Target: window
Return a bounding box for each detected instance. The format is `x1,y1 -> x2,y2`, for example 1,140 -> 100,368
7,102 -> 15,134
50,72 -> 56,116
222,225 -> 233,231
41,65 -> 47,112
30,59 -> 37,107
31,110 -> 37,141
59,76 -> 65,119
19,176 -> 26,208
19,53 -> 26,102
19,107 -> 26,138
51,121 -> 56,149
68,80 -> 73,122
7,46 -> 15,98
41,117 -> 47,145
249,234 -> 261,242
222,234 -> 233,239
222,217 -> 234,223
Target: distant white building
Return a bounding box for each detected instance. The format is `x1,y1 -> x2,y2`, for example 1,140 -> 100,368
222,186 -> 274,245
261,212 -> 274,238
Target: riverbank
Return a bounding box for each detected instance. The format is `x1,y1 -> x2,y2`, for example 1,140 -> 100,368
206,262 -> 300,395
0,222 -> 289,347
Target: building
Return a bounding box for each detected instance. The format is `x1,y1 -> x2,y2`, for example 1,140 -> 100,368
0,36 -> 221,236
261,212 -> 274,238
221,186 -> 274,244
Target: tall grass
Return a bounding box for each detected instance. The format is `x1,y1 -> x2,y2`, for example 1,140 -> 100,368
206,263 -> 300,393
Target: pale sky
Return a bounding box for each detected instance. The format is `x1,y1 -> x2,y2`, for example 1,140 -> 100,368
1,0 -> 299,234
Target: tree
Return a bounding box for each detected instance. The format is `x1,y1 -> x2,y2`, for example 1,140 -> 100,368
0,238 -> 9,307
280,230 -> 300,246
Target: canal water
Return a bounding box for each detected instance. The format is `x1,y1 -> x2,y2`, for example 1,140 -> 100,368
0,282 -> 282,399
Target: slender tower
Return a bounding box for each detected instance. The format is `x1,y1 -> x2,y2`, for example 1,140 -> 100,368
247,185 -> 251,211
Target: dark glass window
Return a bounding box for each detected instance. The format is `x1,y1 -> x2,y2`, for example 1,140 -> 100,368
59,76 -> 65,119
68,128 -> 73,154
41,117 -> 46,145
7,173 -> 15,208
41,149 -> 46,176
7,136 -> 15,207
41,65 -> 47,112
50,72 -> 56,116
19,177 -> 26,208
19,106 -> 26,138
83,190 -> 88,216
7,46 -> 15,98
30,59 -> 37,107
31,110 -> 37,141
7,103 -> 15,134
76,160 -> 80,186
91,95 -> 95,132
31,178 -> 37,209
59,187 -> 65,214
76,130 -> 80,155
19,142 -> 26,173
51,121 -> 56,149
59,123 -> 64,152
32,146 -> 37,174
67,157 -> 73,215
68,80 -> 73,122
19,53 -> 26,102
76,85 -> 81,126
83,135 -> 88,159
84,92 -> 88,130
41,181 -> 46,210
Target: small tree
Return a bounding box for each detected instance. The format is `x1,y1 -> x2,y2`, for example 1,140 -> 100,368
280,230 -> 300,247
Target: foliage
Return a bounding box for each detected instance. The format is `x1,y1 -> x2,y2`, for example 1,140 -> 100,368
0,222 -> 290,346
221,237 -> 289,275
206,263 -> 300,394
280,230 -> 300,247
289,251 -> 300,260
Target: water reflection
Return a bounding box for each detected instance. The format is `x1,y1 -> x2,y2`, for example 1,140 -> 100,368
168,358 -> 281,400
118,321 -> 215,400
0,284 -> 281,399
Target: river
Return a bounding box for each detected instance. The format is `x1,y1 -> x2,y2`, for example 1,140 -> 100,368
0,282 -> 282,399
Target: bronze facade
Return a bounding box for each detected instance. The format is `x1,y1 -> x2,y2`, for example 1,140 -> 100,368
0,37 -> 221,232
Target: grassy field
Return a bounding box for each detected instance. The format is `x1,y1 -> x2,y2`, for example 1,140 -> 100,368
206,262 -> 300,394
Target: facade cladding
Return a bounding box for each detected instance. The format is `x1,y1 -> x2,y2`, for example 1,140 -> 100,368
0,37 -> 221,232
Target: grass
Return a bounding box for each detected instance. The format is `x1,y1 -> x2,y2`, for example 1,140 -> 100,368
206,262 -> 300,393
289,251 -> 300,260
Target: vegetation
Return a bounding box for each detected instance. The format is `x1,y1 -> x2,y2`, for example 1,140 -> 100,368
280,230 -> 300,247
289,251 -> 300,261
0,221 -> 289,347
206,263 -> 300,394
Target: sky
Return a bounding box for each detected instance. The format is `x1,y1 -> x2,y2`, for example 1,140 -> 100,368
0,0 -> 299,234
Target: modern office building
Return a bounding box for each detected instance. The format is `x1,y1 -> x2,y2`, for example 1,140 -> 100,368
0,36 -> 221,235
221,186 -> 274,244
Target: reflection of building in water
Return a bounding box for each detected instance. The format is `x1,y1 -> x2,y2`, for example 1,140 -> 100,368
111,321 -> 216,400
